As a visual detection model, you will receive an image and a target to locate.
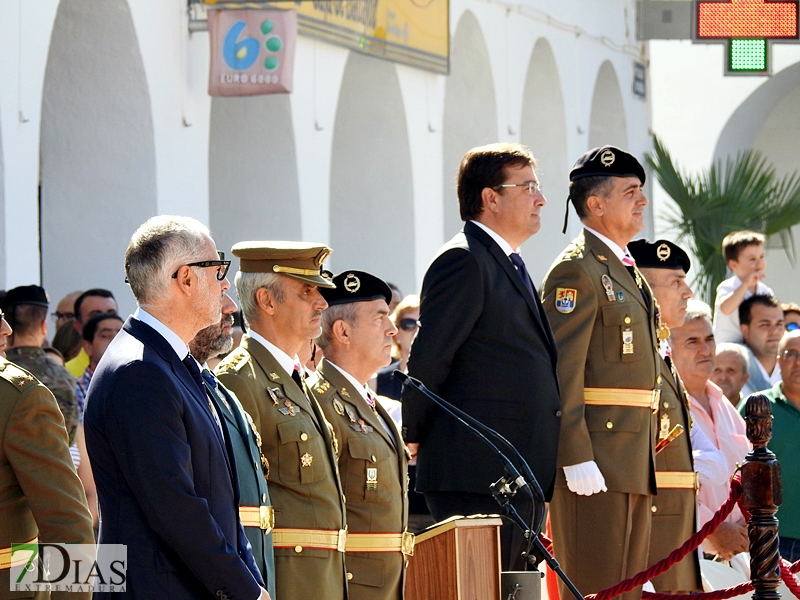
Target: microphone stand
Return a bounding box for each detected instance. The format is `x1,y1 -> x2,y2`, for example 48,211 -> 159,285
396,371 -> 584,600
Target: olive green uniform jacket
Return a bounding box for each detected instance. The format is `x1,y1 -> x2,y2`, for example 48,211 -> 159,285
649,355 -> 702,593
216,335 -> 347,600
309,359 -> 409,600
209,376 -> 277,600
541,229 -> 659,599
0,358 -> 94,600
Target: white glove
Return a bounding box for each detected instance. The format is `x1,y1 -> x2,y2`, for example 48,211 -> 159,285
563,460 -> 607,496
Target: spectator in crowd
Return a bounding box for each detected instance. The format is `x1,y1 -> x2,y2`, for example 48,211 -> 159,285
52,318 -> 84,361
671,300 -> 750,560
0,306 -> 94,599
629,238 -> 702,594
387,282 -> 402,314
739,294 -> 784,396
713,231 -> 772,344
74,312 -> 123,527
740,331 -> 800,562
65,288 -> 117,378
85,216 -> 267,600
311,270 -> 411,600
404,143 -> 560,571
371,294 -> 419,400
712,342 -> 751,407
216,241 -> 346,600
542,146 -> 654,600
52,290 -> 82,331
3,285 -> 79,449
190,293 -> 276,600
782,302 -> 800,332
44,345 -> 65,366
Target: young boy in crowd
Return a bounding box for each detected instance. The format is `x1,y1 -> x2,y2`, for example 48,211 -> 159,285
713,231 -> 773,343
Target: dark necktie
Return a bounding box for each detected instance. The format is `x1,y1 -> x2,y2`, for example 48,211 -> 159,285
202,368 -> 230,410
291,363 -> 304,390
182,354 -> 206,394
509,253 -> 536,299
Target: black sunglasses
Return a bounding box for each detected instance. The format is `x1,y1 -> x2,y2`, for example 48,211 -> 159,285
398,318 -> 419,331
172,251 -> 231,281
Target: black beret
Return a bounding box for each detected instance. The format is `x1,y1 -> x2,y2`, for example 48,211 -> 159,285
628,239 -> 690,273
319,271 -> 392,306
569,146 -> 646,185
2,285 -> 49,309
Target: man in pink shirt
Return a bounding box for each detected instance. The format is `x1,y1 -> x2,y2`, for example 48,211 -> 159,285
670,300 -> 751,560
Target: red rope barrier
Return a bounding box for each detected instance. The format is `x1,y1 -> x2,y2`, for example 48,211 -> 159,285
585,476 -> 743,600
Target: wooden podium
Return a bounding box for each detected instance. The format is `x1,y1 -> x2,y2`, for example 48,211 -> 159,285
405,516 -> 503,600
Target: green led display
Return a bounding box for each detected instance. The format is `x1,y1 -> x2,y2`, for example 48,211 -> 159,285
729,39 -> 768,71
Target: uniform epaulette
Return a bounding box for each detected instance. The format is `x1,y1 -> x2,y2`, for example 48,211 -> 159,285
0,360 -> 38,391
566,243 -> 586,259
309,375 -> 335,402
216,347 -> 250,374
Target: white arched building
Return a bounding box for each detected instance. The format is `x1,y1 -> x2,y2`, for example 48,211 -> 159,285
0,0 -> 652,314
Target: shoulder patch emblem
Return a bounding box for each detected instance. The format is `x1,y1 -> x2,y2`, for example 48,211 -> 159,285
555,288 -> 577,314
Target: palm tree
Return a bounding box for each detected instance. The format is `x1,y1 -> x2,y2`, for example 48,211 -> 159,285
646,135 -> 800,303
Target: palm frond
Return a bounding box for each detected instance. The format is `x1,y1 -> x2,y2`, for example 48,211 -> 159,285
647,135 -> 800,303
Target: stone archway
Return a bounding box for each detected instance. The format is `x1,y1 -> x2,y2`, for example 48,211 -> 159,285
40,0 -> 156,307
328,51 -> 415,294
441,11 -> 498,240
519,37 -> 569,285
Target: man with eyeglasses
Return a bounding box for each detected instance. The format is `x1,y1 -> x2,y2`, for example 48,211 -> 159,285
85,216 -> 269,600
402,143 -> 561,570
541,146 -> 657,600
65,288 -> 118,378
740,330 -> 800,562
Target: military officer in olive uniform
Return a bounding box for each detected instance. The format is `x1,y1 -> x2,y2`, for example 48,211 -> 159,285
629,239 -> 703,594
191,293 -> 276,600
3,285 -> 79,446
542,147 -> 659,600
216,242 -> 348,600
0,311 -> 95,599
309,271 -> 411,600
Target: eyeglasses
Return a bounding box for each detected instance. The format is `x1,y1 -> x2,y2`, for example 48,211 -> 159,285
172,251 -> 231,281
52,311 -> 75,322
398,318 -> 419,331
782,349 -> 800,362
493,181 -> 542,195
787,322 -> 800,332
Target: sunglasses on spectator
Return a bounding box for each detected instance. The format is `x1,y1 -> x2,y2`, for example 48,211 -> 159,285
398,318 -> 419,331
787,322 -> 800,332
52,311 -> 75,321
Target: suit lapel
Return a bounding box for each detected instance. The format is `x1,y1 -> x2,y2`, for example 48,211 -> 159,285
218,383 -> 262,468
464,222 -> 558,362
126,318 -> 226,443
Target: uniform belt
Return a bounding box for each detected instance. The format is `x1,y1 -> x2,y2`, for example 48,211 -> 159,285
584,387 -> 660,411
239,506 -> 274,532
272,528 -> 347,552
0,537 -> 38,570
656,471 -> 698,490
346,532 -> 415,556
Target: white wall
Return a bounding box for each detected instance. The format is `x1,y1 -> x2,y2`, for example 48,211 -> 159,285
0,0 -> 652,307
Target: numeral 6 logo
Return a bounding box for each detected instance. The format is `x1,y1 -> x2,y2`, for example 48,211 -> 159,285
223,21 -> 259,71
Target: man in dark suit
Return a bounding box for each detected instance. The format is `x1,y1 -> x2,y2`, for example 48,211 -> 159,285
401,142 -> 561,570
85,216 -> 268,600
